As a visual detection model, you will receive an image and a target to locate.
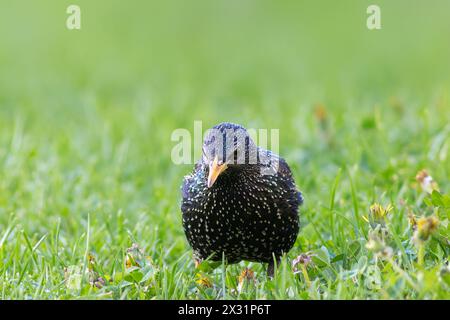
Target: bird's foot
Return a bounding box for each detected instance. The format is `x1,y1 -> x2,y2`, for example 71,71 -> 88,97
267,258 -> 280,278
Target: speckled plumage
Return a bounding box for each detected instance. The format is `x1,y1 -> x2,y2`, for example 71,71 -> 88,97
181,123 -> 303,273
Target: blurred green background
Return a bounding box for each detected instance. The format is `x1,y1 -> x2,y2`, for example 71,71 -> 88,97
2,1 -> 450,126
0,0 -> 449,299
2,0 -> 450,121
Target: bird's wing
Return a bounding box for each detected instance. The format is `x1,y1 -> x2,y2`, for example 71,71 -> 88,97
181,161 -> 204,212
258,148 -> 293,179
259,149 -> 304,207
277,156 -> 303,205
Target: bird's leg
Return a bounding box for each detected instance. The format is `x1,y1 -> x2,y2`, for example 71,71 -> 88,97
267,257 -> 280,278
267,262 -> 275,278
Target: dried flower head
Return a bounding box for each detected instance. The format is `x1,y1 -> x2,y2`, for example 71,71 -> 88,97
416,170 -> 439,194
292,253 -> 314,274
237,268 -> 256,293
90,276 -> 106,289
364,203 -> 393,228
238,268 -> 255,284
196,273 -> 213,288
292,253 -> 312,268
87,253 -> 96,271
85,253 -> 107,289
126,243 -> 146,268
414,216 -> 439,242
408,212 -> 418,231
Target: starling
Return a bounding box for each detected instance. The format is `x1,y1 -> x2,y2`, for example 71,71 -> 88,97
181,122 -> 303,276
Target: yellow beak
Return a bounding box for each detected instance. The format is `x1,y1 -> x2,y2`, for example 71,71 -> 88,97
207,156 -> 228,188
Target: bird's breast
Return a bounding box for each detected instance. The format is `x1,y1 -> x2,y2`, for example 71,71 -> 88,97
182,174 -> 300,262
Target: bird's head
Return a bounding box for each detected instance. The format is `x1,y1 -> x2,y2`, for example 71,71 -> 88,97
202,122 -> 258,188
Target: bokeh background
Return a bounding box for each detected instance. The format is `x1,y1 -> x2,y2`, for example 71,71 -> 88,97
0,0 -> 449,298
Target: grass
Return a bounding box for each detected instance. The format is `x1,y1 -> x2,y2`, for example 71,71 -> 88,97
0,0 -> 449,299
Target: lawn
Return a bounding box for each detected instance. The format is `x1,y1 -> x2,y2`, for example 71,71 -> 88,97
0,0 -> 449,299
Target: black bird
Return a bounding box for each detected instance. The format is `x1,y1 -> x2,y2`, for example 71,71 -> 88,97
181,122 -> 303,276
